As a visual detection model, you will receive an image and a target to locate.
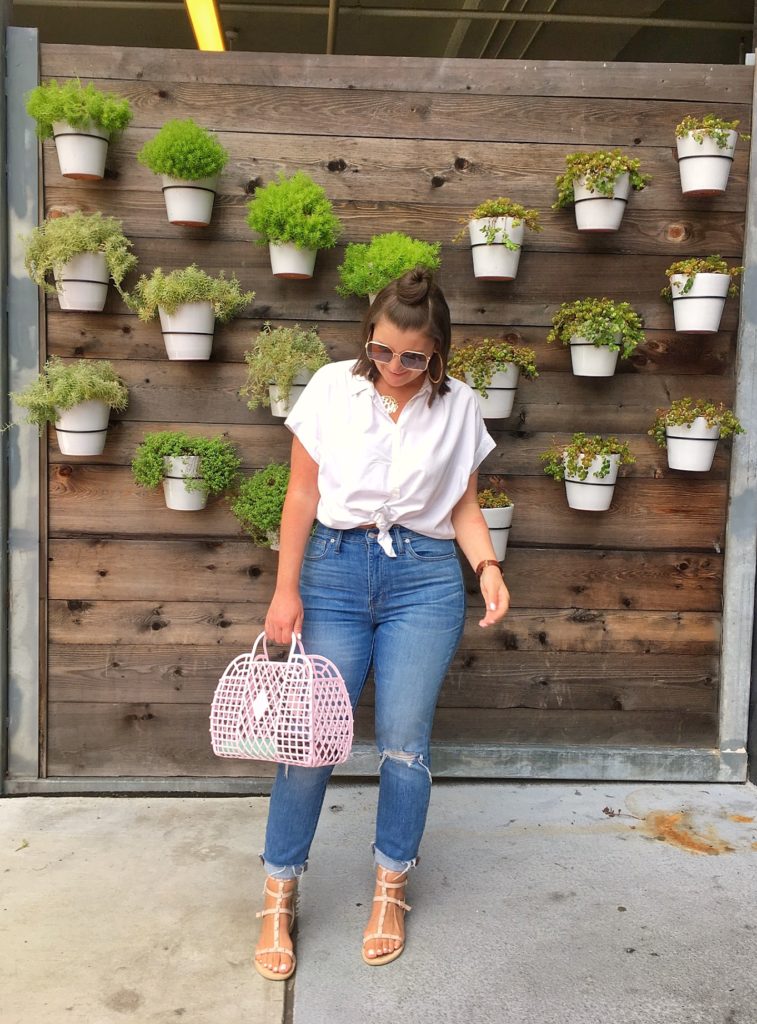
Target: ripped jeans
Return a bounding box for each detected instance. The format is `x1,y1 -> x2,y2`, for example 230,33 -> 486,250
261,522 -> 466,879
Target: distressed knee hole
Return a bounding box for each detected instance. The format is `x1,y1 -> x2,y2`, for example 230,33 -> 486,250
378,749 -> 432,783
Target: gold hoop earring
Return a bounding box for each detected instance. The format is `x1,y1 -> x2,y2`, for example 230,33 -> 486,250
428,352 -> 444,385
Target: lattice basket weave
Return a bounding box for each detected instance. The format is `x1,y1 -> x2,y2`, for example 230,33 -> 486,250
210,632 -> 354,767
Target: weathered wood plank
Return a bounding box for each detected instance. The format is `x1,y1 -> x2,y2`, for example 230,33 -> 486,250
47,464 -> 728,550
46,421 -> 734,481
47,539 -> 723,611
46,644 -> 718,714
44,185 -> 748,257
45,701 -> 719,776
42,129 -> 751,216
47,314 -> 738,378
40,46 -> 755,103
45,246 -> 742,332
30,76 -> 751,146
48,600 -> 721,654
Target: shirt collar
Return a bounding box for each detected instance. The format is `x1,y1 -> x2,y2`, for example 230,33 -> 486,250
348,368 -> 433,401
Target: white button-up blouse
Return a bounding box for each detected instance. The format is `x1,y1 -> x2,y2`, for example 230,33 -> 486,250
284,360 -> 496,557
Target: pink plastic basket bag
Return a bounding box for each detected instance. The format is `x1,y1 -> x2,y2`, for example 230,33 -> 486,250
209,631 -> 354,767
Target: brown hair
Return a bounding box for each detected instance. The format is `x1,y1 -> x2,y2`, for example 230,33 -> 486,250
351,266 -> 451,405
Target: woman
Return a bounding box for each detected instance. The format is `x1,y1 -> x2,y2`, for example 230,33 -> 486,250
254,267 -> 510,980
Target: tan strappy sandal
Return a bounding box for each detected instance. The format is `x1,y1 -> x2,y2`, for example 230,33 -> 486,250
253,878 -> 297,981
362,867 -> 412,966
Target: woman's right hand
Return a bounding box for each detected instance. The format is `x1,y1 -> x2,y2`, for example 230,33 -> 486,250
264,587 -> 304,646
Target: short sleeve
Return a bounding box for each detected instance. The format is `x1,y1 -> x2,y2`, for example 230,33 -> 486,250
470,401 -> 496,474
284,366 -> 328,464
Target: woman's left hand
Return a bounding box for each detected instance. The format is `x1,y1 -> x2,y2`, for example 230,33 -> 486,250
478,566 -> 510,628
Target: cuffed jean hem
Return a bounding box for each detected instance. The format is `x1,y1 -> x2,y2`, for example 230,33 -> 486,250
260,854 -> 308,880
372,843 -> 419,874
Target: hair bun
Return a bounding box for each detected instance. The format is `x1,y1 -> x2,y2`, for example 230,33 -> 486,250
396,266 -> 432,305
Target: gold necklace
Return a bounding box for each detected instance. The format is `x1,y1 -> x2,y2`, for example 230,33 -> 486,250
380,394 -> 399,415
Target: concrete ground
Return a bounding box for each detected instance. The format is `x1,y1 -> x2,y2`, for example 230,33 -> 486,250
3,781 -> 757,1024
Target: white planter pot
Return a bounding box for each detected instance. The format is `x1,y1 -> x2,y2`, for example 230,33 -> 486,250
162,456 -> 208,511
267,529 -> 281,551
268,371 -> 313,418
569,335 -> 620,377
268,242 -> 317,280
665,418 -> 721,472
158,301 -> 216,360
564,453 -> 620,512
573,172 -> 630,232
161,174 -> 218,227
466,365 -> 520,419
676,130 -> 737,196
481,504 -> 514,562
54,400 -> 110,456
670,273 -> 730,334
52,120 -> 109,180
368,292 -> 378,304
54,252 -> 109,312
468,217 -> 525,280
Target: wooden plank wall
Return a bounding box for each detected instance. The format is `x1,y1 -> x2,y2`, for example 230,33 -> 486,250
39,45 -> 751,779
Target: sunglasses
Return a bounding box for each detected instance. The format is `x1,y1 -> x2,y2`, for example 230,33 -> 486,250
365,340 -> 432,372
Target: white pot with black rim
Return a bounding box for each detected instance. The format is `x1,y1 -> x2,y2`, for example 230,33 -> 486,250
158,302 -> 216,360
162,456 -> 208,511
466,364 -> 519,419
573,172 -> 630,232
268,371 -> 313,418
268,242 -> 317,280
569,334 -> 620,378
676,131 -> 737,196
54,400 -> 110,456
161,174 -> 219,227
468,217 -> 525,281
54,252 -> 110,312
670,273 -> 730,334
665,418 -> 721,472
481,504 -> 514,562
368,292 -> 378,304
267,529 -> 281,551
52,119 -> 109,180
564,454 -> 620,512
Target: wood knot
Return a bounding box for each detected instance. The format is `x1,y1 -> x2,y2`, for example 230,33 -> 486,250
58,465 -> 73,478
666,222 -> 690,243
157,89 -> 169,99
454,157 -> 470,171
245,177 -> 263,194
430,175 -> 446,188
327,158 -> 347,172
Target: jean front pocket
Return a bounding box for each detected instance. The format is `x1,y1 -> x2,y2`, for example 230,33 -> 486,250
403,533 -> 456,562
303,533 -> 332,561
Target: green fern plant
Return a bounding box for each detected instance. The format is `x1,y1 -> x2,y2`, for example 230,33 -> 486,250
241,322 -> 329,409
10,357 -> 128,431
553,150 -> 650,209
126,265 -> 254,322
447,338 -> 538,397
246,171 -> 342,250
137,119 -> 229,180
26,79 -> 133,139
547,297 -> 645,360
230,463 -> 291,547
132,431 -> 241,496
336,233 -> 441,297
23,211 -> 137,296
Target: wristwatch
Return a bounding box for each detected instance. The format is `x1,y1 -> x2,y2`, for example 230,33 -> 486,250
475,559 -> 502,577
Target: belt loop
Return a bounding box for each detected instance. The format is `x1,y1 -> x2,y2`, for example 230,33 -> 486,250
392,524 -> 403,552
333,528 -> 344,553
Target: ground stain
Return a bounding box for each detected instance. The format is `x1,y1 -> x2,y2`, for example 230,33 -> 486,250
104,988 -> 144,1013
640,810 -> 735,855
729,814 -> 754,823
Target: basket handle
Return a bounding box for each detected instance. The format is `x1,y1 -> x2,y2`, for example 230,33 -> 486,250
250,631 -> 306,663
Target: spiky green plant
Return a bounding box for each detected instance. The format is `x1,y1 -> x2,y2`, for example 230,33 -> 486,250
26,79 -> 133,139
137,119 -> 229,180
10,357 -> 128,431
649,398 -> 744,449
23,211 -> 137,296
553,150 -> 650,209
547,297 -> 645,360
454,198 -> 541,246
126,265 -> 254,322
447,338 -> 538,397
661,256 -> 743,300
231,463 -> 291,547
675,114 -> 747,148
336,232 -> 442,297
131,431 -> 240,496
241,322 -> 329,410
246,171 -> 342,250
540,433 -> 635,482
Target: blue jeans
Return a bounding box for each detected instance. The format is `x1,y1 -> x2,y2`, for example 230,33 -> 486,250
261,523 -> 466,879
